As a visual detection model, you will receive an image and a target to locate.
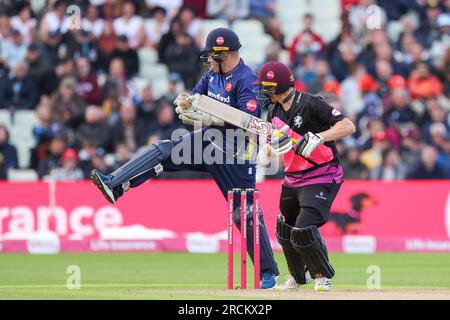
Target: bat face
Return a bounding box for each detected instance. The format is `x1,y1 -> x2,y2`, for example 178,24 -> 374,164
196,94 -> 275,137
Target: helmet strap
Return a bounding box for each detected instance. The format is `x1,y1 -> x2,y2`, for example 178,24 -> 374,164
281,88 -> 296,104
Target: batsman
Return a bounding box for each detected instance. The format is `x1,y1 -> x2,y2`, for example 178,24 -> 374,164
90,28 -> 280,289
255,62 -> 355,291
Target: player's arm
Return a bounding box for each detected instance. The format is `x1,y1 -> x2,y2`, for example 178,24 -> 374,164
295,97 -> 355,158
318,117 -> 355,142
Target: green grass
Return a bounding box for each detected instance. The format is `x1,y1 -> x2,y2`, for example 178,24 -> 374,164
0,253 -> 449,299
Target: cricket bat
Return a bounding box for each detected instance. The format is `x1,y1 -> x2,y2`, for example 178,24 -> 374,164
193,94 -> 299,143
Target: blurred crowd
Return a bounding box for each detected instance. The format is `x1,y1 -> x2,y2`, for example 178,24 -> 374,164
0,0 -> 449,181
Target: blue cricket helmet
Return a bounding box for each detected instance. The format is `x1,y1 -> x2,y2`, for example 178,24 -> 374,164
201,28 -> 242,53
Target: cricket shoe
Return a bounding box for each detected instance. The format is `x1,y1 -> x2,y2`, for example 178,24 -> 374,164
314,277 -> 332,292
276,271 -> 314,291
90,170 -> 124,204
260,272 -> 278,289
275,275 -> 297,291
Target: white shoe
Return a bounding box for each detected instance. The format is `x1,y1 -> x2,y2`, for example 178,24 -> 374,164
276,275 -> 298,291
314,277 -> 332,292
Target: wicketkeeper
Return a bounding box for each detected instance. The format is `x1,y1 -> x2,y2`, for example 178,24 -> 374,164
91,28 -> 280,289
255,61 -> 355,291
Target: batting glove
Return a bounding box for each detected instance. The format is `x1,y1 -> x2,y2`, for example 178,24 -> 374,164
174,92 -> 192,115
270,125 -> 293,155
294,132 -> 324,158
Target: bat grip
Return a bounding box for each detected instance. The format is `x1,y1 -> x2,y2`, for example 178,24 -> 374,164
273,130 -> 299,145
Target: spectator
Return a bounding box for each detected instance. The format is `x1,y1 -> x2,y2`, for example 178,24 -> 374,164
39,0 -> 68,45
102,85 -> 122,126
0,124 -> 19,180
50,77 -> 87,129
90,146 -> 113,175
42,30 -> 65,66
295,53 -> 318,89
137,84 -> 158,123
415,1 -> 442,49
29,103 -> 64,171
103,57 -> 136,102
10,2 -> 36,44
100,0 -> 122,21
145,0 -> 182,19
47,148 -> 84,181
383,89 -> 416,124
163,32 -> 200,89
82,4 -> 104,39
76,105 -> 111,151
340,64 -> 366,119
429,13 -> 450,67
78,139 -> 98,178
341,147 -> 370,179
178,5 -> 203,46
265,18 -> 286,50
158,17 -> 182,63
207,0 -> 248,23
112,143 -> 131,170
289,13 -> 325,67
98,20 -> 117,58
331,41 -> 360,82
408,145 -> 446,179
37,134 -> 66,179
108,35 -> 139,78
74,57 -> 102,105
148,99 -> 181,139
111,100 -> 147,152
164,72 -> 183,103
26,43 -> 58,96
183,0 -> 207,19
422,99 -> 450,144
408,62 -> 443,99
0,62 -> 38,110
64,29 -> 104,71
0,28 -> 27,70
113,0 -> 145,49
361,131 -> 391,170
144,6 -> 169,48
248,0 -> 275,21
0,13 -> 11,41
370,149 -> 407,180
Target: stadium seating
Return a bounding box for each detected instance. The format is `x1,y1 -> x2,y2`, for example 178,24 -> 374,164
0,110 -> 11,129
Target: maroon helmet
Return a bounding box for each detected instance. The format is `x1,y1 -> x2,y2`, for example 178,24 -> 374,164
253,62 -> 295,100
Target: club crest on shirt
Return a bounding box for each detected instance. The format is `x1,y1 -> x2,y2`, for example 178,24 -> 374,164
226,82 -> 232,92
294,114 -> 303,128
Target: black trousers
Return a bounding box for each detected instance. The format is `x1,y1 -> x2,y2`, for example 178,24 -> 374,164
280,183 -> 342,228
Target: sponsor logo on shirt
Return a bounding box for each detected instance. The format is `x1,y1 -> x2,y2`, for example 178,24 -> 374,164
207,91 -> 230,104
246,100 -> 257,111
332,108 -> 342,116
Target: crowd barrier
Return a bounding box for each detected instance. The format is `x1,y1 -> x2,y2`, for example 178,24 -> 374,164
0,179 -> 449,254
